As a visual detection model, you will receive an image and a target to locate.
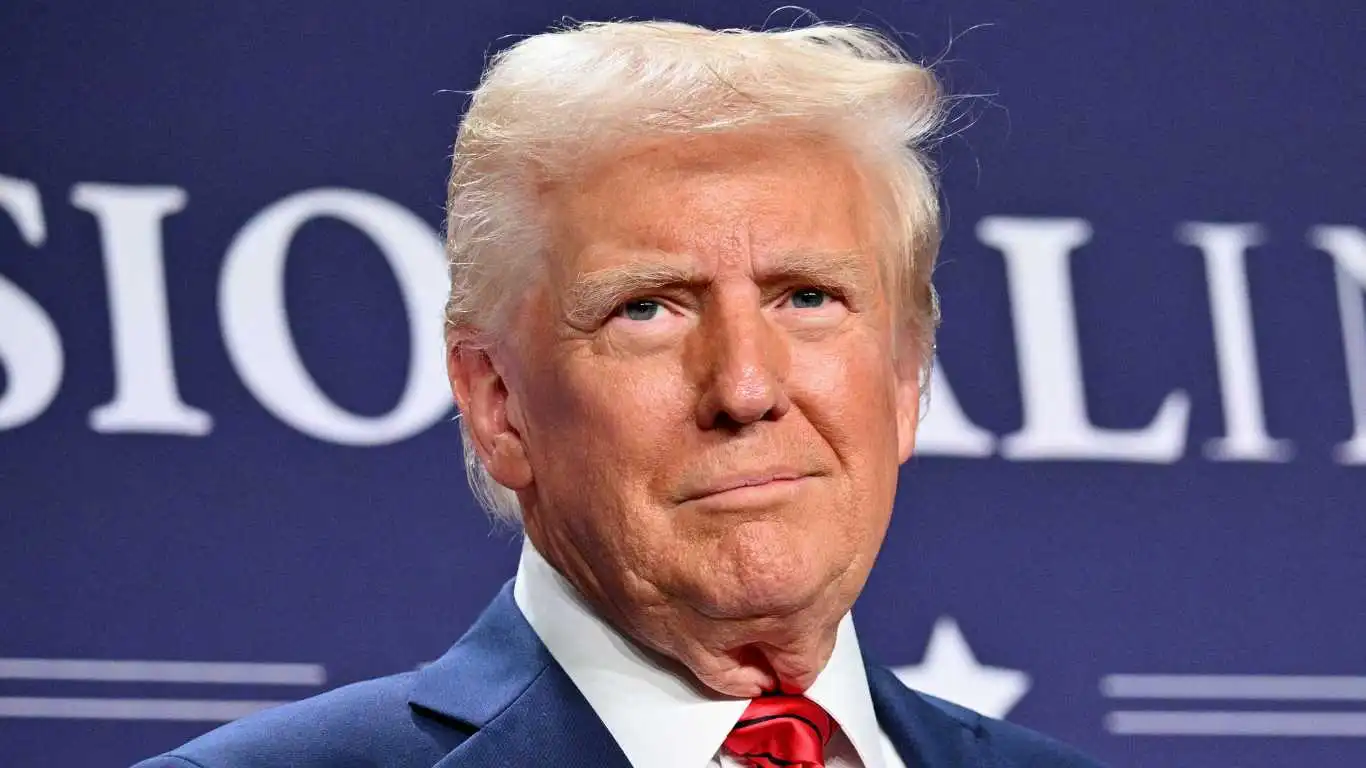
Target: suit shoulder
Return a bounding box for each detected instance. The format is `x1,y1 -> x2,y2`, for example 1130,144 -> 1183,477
973,712 -> 1107,767
916,692 -> 1108,767
132,671 -> 466,768
867,666 -> 1108,768
132,756 -> 206,768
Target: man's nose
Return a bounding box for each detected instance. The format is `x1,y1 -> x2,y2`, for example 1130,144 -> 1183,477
693,300 -> 791,430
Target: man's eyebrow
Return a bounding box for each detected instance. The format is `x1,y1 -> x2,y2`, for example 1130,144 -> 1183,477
563,260 -> 701,328
758,249 -> 878,291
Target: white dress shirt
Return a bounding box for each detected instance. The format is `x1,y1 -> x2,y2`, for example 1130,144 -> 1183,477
513,540 -> 908,768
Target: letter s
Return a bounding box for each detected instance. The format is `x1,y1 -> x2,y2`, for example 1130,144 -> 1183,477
0,175 -> 63,430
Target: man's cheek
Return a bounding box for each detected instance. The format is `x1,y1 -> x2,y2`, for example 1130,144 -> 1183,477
806,352 -> 887,408
557,361 -> 640,422
610,367 -> 688,418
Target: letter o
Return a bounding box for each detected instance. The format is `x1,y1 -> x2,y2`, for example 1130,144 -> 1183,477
220,189 -> 449,445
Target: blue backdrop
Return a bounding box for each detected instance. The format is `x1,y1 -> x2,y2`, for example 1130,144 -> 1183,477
2,3 -> 1363,766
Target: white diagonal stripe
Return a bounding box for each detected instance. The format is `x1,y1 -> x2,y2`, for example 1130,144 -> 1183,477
1101,674 -> 1366,701
0,658 -> 325,685
1106,711 -> 1366,737
0,697 -> 288,722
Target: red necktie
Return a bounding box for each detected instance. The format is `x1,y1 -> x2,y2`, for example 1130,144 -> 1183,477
723,694 -> 838,768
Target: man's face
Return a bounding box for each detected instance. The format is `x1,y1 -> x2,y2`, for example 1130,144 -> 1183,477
477,130 -> 919,639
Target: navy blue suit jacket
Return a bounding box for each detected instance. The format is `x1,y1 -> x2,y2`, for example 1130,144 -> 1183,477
134,583 -> 1104,767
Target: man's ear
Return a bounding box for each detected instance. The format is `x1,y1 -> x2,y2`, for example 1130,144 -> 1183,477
446,337 -> 534,490
895,362 -> 922,464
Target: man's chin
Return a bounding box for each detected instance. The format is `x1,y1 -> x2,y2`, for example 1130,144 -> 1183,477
686,578 -> 834,623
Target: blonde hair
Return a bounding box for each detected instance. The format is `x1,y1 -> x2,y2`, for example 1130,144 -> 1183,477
445,20 -> 945,521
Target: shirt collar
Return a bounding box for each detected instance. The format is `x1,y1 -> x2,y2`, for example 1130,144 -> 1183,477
513,538 -> 886,768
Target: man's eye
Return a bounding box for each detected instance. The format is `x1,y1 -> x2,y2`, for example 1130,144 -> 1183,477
617,299 -> 661,322
789,288 -> 830,309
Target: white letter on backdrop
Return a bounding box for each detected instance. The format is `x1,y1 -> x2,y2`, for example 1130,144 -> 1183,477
1309,225 -> 1366,465
1177,222 -> 1291,461
72,183 -> 213,435
0,175 -> 63,430
219,188 -> 450,445
979,216 -> 1190,462
915,360 -> 996,456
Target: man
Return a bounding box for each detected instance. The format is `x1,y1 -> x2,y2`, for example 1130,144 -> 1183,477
136,20 -> 1104,768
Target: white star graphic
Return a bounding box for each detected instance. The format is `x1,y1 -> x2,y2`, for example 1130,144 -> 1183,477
890,616 -> 1031,719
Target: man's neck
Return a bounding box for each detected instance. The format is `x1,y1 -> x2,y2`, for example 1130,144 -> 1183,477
512,537 -> 890,768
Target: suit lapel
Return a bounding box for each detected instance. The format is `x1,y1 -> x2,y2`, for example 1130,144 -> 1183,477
409,581 -> 631,768
866,663 -> 1001,768
433,661 -> 631,768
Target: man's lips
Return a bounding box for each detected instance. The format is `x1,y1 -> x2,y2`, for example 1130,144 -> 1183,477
680,470 -> 812,502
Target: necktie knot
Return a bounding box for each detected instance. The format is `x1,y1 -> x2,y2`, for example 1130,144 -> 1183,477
723,694 -> 838,768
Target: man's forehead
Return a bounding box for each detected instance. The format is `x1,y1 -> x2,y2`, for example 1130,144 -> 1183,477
542,132 -> 876,239
569,246 -> 876,281
535,128 -> 891,299
582,129 -> 851,180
